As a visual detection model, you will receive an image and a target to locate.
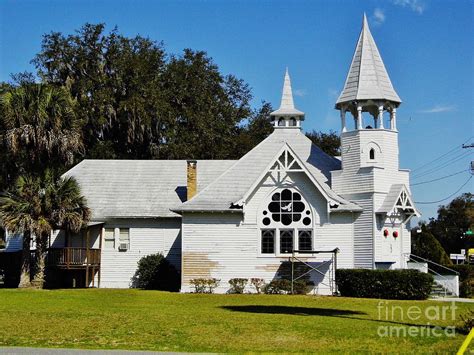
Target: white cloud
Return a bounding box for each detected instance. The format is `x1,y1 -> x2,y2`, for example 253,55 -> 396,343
294,89 -> 307,97
392,0 -> 426,14
373,8 -> 386,26
419,105 -> 457,113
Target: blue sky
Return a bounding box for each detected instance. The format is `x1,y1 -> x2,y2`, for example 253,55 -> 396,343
0,0 -> 472,219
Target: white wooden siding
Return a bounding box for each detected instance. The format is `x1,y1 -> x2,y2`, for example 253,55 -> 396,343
342,193 -> 374,268
50,227 -> 101,249
181,210 -> 354,295
99,218 -> 181,288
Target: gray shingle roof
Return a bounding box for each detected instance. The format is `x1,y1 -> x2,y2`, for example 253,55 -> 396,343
378,184 -> 404,214
336,14 -> 401,106
175,129 -> 362,213
64,160 -> 236,219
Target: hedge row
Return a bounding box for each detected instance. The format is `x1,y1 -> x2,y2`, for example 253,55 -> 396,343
336,269 -> 433,300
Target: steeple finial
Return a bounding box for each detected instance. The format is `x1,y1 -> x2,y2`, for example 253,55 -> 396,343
280,67 -> 295,110
270,68 -> 304,120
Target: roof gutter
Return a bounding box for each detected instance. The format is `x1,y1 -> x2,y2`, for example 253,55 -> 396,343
170,208 -> 243,215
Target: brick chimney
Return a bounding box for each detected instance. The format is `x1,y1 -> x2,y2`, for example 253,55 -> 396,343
187,160 -> 197,200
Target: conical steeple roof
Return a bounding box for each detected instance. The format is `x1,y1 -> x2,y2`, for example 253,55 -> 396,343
336,14 -> 401,107
271,68 -> 304,117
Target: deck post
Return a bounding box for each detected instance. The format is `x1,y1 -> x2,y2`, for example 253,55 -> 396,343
92,266 -> 95,287
85,229 -> 90,288
66,247 -> 70,270
334,248 -> 338,295
98,227 -> 103,288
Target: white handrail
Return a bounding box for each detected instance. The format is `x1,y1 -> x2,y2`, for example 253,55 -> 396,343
404,253 -> 458,297
405,253 -> 459,274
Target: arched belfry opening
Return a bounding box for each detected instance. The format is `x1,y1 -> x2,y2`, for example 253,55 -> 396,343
369,148 -> 375,160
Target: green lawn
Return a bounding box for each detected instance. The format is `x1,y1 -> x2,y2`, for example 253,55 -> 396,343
0,289 -> 471,353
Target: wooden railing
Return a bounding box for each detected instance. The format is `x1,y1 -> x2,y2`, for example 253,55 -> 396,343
47,248 -> 101,268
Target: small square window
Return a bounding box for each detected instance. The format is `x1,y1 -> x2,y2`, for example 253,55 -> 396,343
119,228 -> 130,250
119,228 -> 130,243
104,228 -> 115,249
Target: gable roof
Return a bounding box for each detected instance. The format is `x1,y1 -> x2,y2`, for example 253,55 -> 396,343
377,184 -> 420,216
336,14 -> 401,106
235,144 -> 336,207
174,129 -> 362,213
64,160 -> 236,219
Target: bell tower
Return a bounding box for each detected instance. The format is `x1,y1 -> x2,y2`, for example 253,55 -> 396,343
335,13 -> 401,134
331,14 -> 418,270
270,68 -> 305,129
334,13 -> 402,173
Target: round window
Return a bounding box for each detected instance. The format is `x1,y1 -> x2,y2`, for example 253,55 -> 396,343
262,189 -> 311,227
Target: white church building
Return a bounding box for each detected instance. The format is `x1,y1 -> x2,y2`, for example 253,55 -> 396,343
3,15 -> 420,293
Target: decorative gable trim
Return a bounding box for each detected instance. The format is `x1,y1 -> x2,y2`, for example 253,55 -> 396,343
377,184 -> 420,222
233,144 -> 334,208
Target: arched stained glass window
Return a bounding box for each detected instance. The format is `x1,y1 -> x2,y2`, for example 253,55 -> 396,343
260,188 -> 314,255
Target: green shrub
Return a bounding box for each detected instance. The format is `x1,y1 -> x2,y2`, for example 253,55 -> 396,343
292,280 -> 314,295
458,310 -> 474,334
228,278 -> 248,294
263,280 -> 283,294
206,278 -> 220,293
264,279 -> 292,294
263,279 -> 314,295
449,264 -> 474,297
132,253 -> 180,291
189,278 -> 207,293
449,264 -> 474,280
336,269 -> 433,300
459,281 -> 472,298
189,279 -> 207,293
250,278 -> 265,294
411,227 -> 452,265
190,278 -> 220,293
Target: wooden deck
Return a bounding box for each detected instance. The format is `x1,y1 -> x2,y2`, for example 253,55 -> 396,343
47,248 -> 101,269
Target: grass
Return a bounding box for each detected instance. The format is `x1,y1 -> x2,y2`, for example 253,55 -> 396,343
0,289 -> 471,353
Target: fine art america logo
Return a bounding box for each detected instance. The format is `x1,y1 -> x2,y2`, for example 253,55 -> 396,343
377,301 -> 458,338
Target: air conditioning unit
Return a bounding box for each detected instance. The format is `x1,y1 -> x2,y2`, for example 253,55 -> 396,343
118,242 -> 129,251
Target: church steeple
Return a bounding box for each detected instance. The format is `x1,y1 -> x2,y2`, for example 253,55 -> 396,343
270,68 -> 305,128
336,14 -> 401,132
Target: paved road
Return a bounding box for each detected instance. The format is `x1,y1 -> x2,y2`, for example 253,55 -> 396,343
0,348 -> 191,355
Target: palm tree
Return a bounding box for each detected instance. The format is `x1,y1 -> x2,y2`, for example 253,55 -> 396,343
49,176 -> 91,234
33,174 -> 91,288
33,175 -> 90,288
0,83 -> 83,174
0,176 -> 50,287
0,174 -> 90,288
